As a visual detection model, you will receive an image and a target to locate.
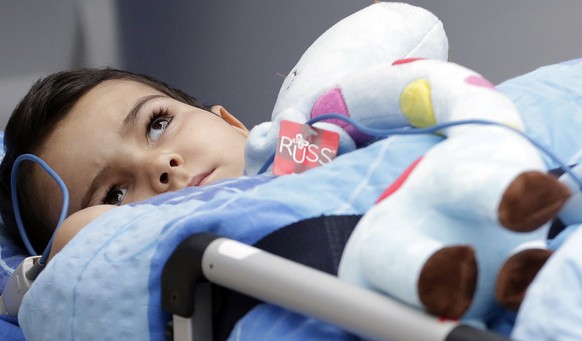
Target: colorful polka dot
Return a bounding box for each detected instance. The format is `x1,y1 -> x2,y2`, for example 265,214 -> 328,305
392,58 -> 425,65
465,75 -> 495,89
310,87 -> 369,145
400,79 -> 436,128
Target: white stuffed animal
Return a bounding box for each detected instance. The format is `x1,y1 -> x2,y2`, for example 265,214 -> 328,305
337,97 -> 570,326
244,2 -> 449,174
244,0 -> 572,331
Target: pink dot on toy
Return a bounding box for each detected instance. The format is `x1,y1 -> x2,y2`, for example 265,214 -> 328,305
392,58 -> 425,65
310,88 -> 370,145
465,75 -> 495,89
311,88 -> 349,122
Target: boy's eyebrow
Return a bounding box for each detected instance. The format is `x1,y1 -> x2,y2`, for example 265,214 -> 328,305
81,165 -> 111,209
120,94 -> 167,135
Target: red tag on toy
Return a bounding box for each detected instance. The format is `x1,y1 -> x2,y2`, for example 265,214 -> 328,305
273,120 -> 340,175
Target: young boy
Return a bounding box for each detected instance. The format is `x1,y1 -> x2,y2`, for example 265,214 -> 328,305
0,67 -> 249,255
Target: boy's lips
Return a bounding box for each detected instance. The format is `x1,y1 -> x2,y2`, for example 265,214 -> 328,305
189,170 -> 213,187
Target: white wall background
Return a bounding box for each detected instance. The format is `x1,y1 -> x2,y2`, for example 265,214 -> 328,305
2,1 -> 582,130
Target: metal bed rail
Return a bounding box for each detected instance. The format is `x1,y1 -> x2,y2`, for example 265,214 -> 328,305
162,233 -> 510,341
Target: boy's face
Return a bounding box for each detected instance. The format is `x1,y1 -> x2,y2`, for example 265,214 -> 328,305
35,80 -> 248,227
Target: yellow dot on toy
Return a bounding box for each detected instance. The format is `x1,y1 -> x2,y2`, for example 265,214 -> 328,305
400,79 -> 436,128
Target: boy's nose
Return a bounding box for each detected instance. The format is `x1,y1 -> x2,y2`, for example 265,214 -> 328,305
148,153 -> 187,193
158,158 -> 179,184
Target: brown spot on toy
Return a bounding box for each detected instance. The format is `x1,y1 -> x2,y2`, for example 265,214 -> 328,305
498,171 -> 571,232
418,245 -> 477,319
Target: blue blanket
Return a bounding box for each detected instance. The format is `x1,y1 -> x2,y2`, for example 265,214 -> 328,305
11,58 -> 582,340
506,60 -> 582,340
19,132 -> 439,340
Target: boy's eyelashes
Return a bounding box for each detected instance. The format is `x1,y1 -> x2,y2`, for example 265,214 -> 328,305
146,108 -> 174,143
101,185 -> 128,206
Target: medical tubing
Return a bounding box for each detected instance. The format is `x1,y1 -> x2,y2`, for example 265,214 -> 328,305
25,259 -> 44,281
257,153 -> 275,175
11,154 -> 69,265
257,113 -> 582,191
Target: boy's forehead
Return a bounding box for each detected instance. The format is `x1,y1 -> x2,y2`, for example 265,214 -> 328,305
51,81 -> 128,131
74,80 -> 163,109
55,79 -> 166,131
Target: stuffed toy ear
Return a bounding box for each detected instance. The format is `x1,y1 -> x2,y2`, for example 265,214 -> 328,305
271,2 -> 449,120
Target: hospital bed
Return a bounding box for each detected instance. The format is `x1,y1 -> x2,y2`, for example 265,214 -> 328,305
3,58 -> 578,340
1,2 -> 582,339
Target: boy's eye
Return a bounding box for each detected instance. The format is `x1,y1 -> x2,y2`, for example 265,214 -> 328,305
147,111 -> 173,142
102,186 -> 128,206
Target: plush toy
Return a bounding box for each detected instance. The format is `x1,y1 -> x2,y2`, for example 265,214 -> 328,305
337,114 -> 571,325
244,0 -> 573,331
244,2 -> 449,174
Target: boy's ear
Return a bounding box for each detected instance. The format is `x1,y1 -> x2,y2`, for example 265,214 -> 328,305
210,105 -> 249,136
